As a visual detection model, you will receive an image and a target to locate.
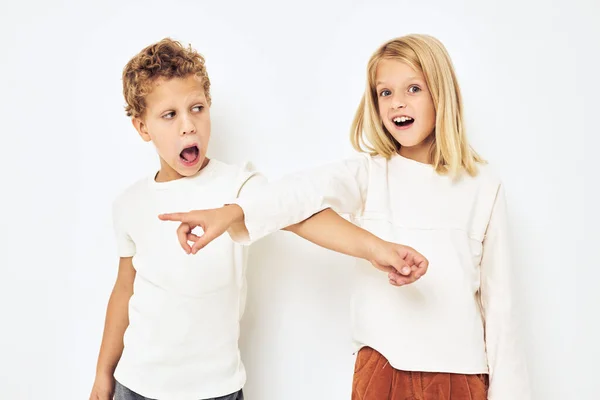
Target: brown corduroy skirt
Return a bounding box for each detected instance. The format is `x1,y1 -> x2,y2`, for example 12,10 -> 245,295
352,347 -> 489,400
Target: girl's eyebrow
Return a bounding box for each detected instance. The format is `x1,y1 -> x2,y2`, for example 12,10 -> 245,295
376,76 -> 424,86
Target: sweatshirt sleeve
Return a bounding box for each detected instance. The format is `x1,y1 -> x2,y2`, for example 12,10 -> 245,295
480,184 -> 531,399
228,155 -> 370,244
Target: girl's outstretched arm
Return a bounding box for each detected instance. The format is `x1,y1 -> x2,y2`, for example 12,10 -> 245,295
284,208 -> 428,286
159,205 -> 428,286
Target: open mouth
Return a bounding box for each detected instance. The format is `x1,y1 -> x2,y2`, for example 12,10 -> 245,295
392,116 -> 414,128
180,145 -> 200,166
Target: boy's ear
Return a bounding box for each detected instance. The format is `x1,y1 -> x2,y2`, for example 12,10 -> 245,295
132,117 -> 152,142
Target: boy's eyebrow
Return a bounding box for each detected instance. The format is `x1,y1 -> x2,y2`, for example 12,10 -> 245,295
188,90 -> 208,99
153,94 -> 207,111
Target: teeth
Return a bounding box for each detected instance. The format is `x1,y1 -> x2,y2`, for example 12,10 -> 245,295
393,116 -> 413,123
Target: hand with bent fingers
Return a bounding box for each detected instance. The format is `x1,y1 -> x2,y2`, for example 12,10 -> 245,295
158,205 -> 242,254
369,241 -> 428,286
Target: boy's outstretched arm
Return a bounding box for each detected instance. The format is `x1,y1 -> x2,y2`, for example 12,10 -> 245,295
89,257 -> 135,400
159,206 -> 428,286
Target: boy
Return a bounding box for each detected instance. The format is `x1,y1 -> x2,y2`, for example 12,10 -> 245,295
90,38 -> 427,400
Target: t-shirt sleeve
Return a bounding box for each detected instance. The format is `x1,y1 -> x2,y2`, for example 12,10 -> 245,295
112,197 -> 136,258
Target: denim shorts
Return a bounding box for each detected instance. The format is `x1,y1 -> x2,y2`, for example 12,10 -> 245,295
114,381 -> 244,400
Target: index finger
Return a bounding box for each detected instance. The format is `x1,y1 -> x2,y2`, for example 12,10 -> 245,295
158,212 -> 188,222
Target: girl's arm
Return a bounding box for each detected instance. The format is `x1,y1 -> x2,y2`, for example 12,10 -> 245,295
89,257 -> 135,400
158,155 -> 428,285
284,208 -> 428,286
232,155 -> 371,244
160,155 -> 370,251
160,204 -> 427,285
479,185 -> 530,399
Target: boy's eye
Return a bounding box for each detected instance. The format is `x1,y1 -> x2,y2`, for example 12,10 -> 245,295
379,89 -> 391,97
192,105 -> 204,112
162,111 -> 175,119
408,85 -> 421,93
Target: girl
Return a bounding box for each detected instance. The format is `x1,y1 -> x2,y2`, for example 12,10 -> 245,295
160,34 -> 529,399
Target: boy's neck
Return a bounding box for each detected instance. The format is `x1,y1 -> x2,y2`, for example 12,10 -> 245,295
154,157 -> 210,182
155,169 -> 183,183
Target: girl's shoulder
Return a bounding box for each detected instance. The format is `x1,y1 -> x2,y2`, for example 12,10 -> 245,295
471,162 -> 503,188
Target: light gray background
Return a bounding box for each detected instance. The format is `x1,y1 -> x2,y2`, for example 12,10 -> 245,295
0,0 -> 597,399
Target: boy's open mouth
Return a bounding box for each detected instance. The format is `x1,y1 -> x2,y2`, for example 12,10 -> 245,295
180,145 -> 200,165
392,116 -> 414,128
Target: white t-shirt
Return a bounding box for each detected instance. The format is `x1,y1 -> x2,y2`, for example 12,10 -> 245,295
112,159 -> 265,400
232,153 -> 530,400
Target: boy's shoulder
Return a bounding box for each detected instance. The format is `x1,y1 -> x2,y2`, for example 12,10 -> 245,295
172,159 -> 265,208
203,158 -> 256,178
111,160 -> 262,211
112,175 -> 150,212
190,158 -> 261,187
207,159 -> 266,198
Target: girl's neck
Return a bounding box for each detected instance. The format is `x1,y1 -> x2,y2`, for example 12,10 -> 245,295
398,137 -> 433,164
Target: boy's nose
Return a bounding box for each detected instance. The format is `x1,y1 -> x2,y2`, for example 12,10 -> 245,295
181,126 -> 196,135
180,118 -> 196,135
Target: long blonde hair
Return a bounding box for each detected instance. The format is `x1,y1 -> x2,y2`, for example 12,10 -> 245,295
351,34 -> 484,177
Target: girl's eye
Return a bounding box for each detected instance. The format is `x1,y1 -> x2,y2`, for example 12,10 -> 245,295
409,85 -> 421,93
163,111 -> 175,119
192,105 -> 204,112
379,89 -> 391,97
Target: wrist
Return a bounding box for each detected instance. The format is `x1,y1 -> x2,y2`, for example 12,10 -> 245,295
95,358 -> 118,378
95,366 -> 114,379
362,235 -> 387,261
224,204 -> 244,224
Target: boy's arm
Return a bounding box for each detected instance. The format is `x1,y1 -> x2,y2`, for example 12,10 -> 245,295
89,257 -> 135,400
479,185 -> 530,399
283,208 -> 428,286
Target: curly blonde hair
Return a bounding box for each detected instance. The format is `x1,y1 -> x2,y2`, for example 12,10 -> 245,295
351,34 -> 484,177
122,38 -> 211,118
